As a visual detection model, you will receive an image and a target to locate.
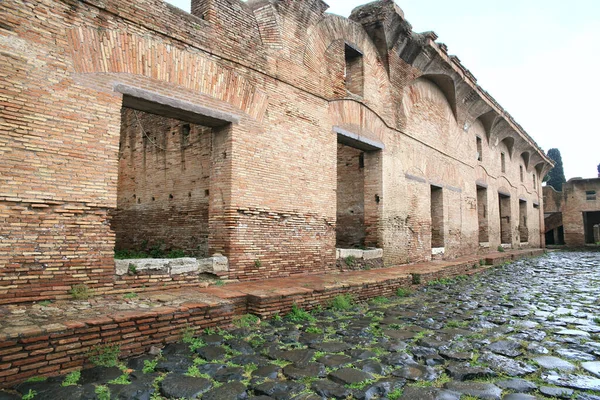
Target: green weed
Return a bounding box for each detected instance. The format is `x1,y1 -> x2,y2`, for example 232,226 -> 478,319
69,284 -> 93,300
143,359 -> 158,374
344,255 -> 356,266
286,304 -> 316,323
88,344 -> 120,367
61,370 -> 80,386
185,365 -> 211,379
233,314 -> 260,328
329,294 -> 354,311
108,373 -> 130,385
95,385 -> 111,400
22,390 -> 36,400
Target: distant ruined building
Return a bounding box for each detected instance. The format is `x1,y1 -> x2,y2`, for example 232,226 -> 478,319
0,0 -> 553,303
544,178 -> 600,246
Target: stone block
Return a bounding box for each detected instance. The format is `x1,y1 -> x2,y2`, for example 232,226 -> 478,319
362,248 -> 383,260
168,258 -> 200,275
198,255 -> 229,274
115,259 -> 168,276
336,249 -> 364,260
431,247 -> 445,256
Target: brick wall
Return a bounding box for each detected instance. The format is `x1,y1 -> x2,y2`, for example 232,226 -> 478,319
546,179 -> 600,246
0,0 -> 551,302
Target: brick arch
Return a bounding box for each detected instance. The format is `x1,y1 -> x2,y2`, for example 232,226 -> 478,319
303,15 -> 392,113
328,100 -> 388,146
66,28 -> 268,122
303,15 -> 383,73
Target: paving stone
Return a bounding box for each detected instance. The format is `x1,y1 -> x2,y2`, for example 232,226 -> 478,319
328,368 -> 373,385
392,364 -> 438,381
309,341 -> 351,352
310,379 -> 351,399
160,374 -> 212,399
543,374 -> 600,391
539,386 -> 574,398
479,353 -> 537,376
495,378 -> 537,392
582,361 -> 600,377
555,348 -> 596,361
79,366 -> 124,385
362,378 -> 405,400
282,362 -> 325,380
213,366 -> 245,382
444,382 -> 502,400
230,355 -> 272,367
253,381 -> 305,399
487,340 -> 523,357
227,338 -> 256,355
252,365 -> 280,380
556,329 -> 591,337
269,349 -> 315,365
202,334 -> 225,345
445,363 -> 496,381
534,356 -> 576,372
156,357 -> 194,373
502,394 -> 537,400
317,354 -> 352,368
196,345 -> 227,361
439,350 -> 472,361
0,392 -> 19,400
21,385 -> 84,400
354,359 -> 387,375
202,381 -> 248,400
400,386 -> 461,400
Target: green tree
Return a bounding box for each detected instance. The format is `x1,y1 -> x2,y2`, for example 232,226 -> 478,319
597,163 -> 600,176
544,148 -> 566,191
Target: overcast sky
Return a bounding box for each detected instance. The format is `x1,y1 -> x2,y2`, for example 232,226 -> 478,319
166,0 -> 600,180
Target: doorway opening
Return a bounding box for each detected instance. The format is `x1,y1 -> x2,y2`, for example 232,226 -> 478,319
112,107 -> 213,258
336,142 -> 366,248
499,193 -> 512,245
583,211 -> 600,244
477,186 -> 489,244
519,200 -> 528,243
430,185 -> 444,249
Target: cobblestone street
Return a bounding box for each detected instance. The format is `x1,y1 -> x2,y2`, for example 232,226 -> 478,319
3,251 -> 600,400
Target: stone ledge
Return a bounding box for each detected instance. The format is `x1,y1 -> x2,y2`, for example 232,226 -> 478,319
336,248 -> 383,260
114,254 -> 228,276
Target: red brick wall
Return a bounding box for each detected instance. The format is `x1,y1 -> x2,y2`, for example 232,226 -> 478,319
0,0 -> 551,302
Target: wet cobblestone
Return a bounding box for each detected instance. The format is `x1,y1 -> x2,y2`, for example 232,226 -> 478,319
2,251 -> 600,399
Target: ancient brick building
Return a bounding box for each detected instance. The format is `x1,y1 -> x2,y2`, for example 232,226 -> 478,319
544,178 -> 600,246
0,0 -> 553,303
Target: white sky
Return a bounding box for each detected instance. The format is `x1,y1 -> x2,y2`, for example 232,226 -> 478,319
165,0 -> 600,179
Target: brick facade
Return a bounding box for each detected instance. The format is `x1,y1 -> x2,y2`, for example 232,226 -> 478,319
543,178 -> 600,246
1,0 -> 552,303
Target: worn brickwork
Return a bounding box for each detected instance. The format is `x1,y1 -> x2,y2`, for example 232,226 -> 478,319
543,178 -> 600,246
0,0 -> 552,302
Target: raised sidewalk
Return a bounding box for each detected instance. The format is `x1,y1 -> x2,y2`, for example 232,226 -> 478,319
0,248 -> 543,387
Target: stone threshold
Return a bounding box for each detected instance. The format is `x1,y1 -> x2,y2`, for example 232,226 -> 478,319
0,248 -> 544,387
